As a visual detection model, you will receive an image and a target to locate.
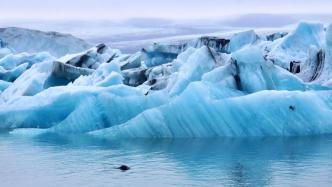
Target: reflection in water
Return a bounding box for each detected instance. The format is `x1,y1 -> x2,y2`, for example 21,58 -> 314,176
1,133 -> 332,186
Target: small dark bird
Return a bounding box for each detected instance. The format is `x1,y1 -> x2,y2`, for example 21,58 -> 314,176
289,105 -> 295,111
116,165 -> 130,171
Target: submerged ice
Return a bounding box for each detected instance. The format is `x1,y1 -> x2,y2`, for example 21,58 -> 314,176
1,23 -> 332,138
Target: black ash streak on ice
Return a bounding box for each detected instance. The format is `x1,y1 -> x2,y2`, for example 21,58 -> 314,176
1,21 -> 332,138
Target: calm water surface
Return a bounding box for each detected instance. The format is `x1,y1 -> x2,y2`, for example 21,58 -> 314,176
0,132 -> 332,187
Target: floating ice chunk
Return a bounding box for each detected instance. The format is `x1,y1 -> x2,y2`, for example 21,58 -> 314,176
0,27 -> 92,57
189,36 -> 230,53
269,22 -> 324,69
281,22 -> 323,50
0,48 -> 11,59
266,32 -> 288,41
326,24 -> 332,46
202,64 -> 238,90
118,52 -> 141,70
233,46 -> 320,92
57,45 -> 118,69
72,63 -> 123,87
1,61 -> 54,101
1,22 -> 332,138
142,43 -> 184,67
53,44 -> 121,82
96,72 -> 123,87
227,30 -> 258,52
0,62 -> 29,82
317,24 -> 332,84
169,46 -> 217,96
9,128 -> 48,137
0,80 -> 11,92
122,68 -> 148,87
232,46 -> 271,93
140,63 -> 175,91
91,89 -> 332,138
0,85 -> 168,133
176,47 -> 196,61
128,47 -> 198,92
0,52 -> 53,70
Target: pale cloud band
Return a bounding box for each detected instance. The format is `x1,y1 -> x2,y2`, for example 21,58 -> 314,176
0,0 -> 332,20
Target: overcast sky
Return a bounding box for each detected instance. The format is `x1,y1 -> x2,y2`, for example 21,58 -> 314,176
1,0 -> 332,20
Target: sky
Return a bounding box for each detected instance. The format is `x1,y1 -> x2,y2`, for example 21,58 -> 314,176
1,0 -> 332,52
1,0 -> 332,20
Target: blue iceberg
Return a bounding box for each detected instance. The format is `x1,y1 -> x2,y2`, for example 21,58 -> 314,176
1,23 -> 332,138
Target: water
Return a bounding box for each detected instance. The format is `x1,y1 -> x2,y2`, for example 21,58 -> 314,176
1,133 -> 332,187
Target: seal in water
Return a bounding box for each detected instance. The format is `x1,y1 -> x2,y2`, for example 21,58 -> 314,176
289,105 -> 295,111
117,165 -> 130,171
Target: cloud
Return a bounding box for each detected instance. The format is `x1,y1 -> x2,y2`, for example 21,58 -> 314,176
0,0 -> 331,20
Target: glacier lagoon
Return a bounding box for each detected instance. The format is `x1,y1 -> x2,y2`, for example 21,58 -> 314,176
1,132 -> 332,186
2,21 -> 332,186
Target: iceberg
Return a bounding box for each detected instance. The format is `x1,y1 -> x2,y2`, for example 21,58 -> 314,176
71,63 -> 123,87
0,27 -> 92,57
227,30 -> 258,52
0,80 -> 11,92
1,22 -> 332,138
0,62 -> 29,82
0,52 -> 52,70
1,61 -> 54,101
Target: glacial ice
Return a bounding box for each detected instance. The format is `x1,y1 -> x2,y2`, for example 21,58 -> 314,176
268,22 -> 325,71
0,62 -> 29,82
72,63 -> 123,87
1,61 -> 54,101
1,22 -> 332,138
0,52 -> 52,70
168,46 -> 218,96
0,27 -> 92,57
227,30 -> 258,52
0,48 -> 11,59
319,24 -> 332,84
0,80 -> 11,92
